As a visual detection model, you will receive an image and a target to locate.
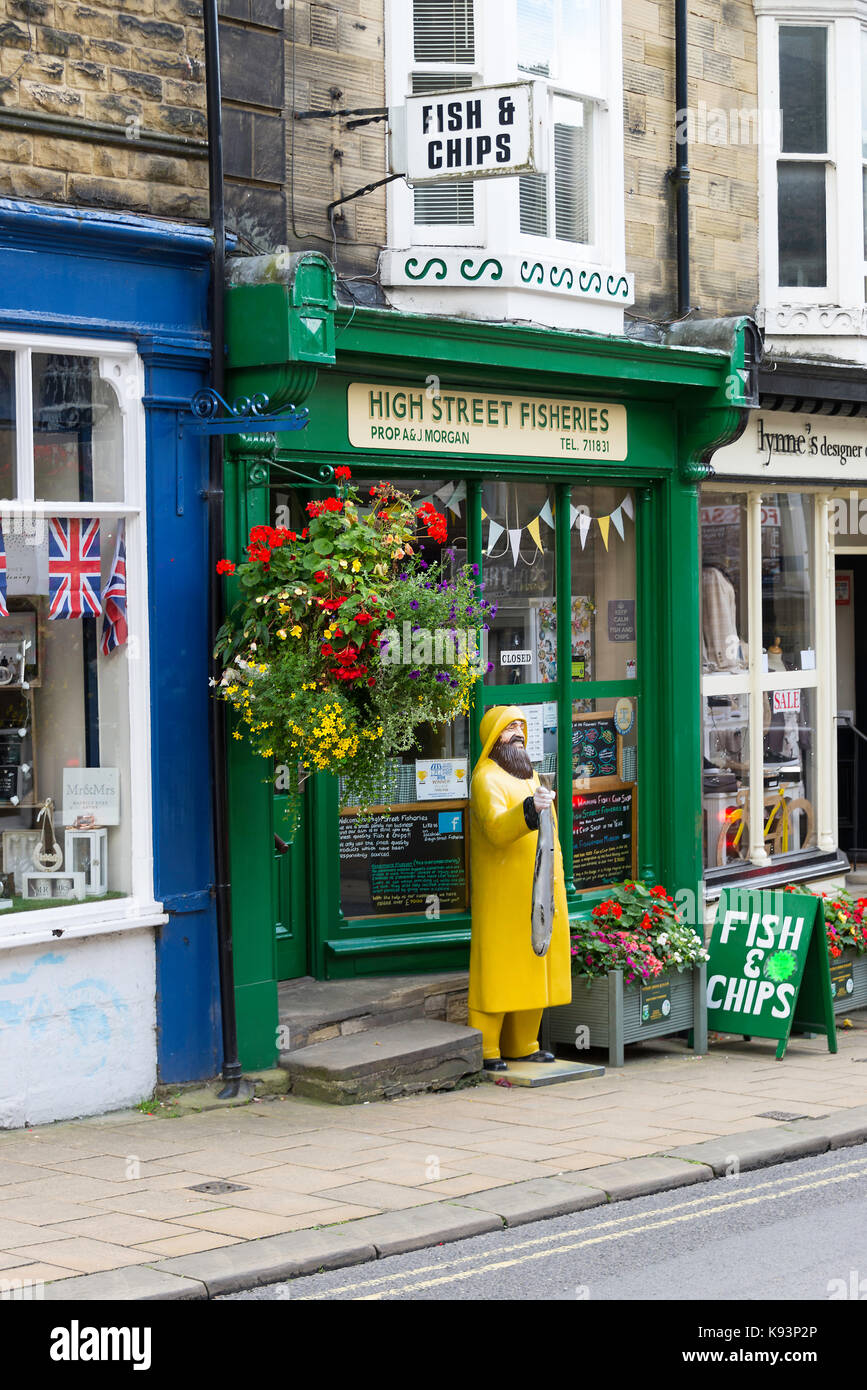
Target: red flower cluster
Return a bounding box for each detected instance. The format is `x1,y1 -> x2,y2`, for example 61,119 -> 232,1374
318,596 -> 348,612
216,559 -> 236,576
306,497 -> 344,519
335,466 -> 352,481
592,899 -> 622,920
416,502 -> 448,544
245,524 -> 300,567
313,571 -> 329,585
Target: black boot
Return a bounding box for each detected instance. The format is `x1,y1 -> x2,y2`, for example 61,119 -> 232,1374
483,1058 -> 509,1072
504,1050 -> 557,1063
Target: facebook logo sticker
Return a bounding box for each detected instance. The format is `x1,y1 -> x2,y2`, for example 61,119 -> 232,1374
439,812 -> 463,834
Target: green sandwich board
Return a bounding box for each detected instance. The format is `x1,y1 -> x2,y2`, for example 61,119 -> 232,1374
706,889 -> 836,1061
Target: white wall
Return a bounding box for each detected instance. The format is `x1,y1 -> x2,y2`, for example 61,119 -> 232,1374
0,927 -> 156,1127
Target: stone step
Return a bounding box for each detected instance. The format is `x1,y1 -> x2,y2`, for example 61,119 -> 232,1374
277,972 -> 468,1052
847,871 -> 867,890
280,1020 -> 483,1105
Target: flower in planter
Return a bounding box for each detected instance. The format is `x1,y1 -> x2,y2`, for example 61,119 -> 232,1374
570,880 -> 708,983
784,883 -> 867,957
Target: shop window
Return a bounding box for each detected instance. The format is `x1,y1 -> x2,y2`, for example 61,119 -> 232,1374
570,485 -> 636,683
701,488 -> 819,872
0,337 -> 145,917
777,26 -> 829,289
572,695 -> 638,890
482,481 -> 556,686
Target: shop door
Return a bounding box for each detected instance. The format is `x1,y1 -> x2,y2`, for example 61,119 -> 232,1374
836,555 -> 867,860
273,787 -> 309,981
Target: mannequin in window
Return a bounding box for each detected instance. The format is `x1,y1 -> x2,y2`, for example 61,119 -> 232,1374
701,563 -> 746,673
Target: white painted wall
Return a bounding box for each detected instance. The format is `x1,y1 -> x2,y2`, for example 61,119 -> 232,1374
0,927 -> 156,1128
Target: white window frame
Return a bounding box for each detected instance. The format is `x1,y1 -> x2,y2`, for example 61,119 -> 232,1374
385,0 -> 624,271
701,482 -> 836,872
757,1 -> 866,315
0,329 -> 162,946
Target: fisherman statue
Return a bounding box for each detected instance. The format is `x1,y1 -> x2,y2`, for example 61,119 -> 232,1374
468,706 -> 571,1071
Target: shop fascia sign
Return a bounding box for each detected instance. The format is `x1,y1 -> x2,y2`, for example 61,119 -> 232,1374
347,382 -> 627,461
389,82 -> 547,184
713,412 -> 867,482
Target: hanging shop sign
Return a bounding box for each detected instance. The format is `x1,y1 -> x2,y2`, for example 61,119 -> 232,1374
705,889 -> 836,1060
391,82 -> 546,184
348,383 -> 628,460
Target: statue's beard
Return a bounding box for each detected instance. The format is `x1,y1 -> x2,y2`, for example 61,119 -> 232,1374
489,738 -> 534,781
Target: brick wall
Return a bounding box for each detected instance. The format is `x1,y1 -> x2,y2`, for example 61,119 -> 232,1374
0,0 -> 209,219
284,0 -> 385,278
623,0 -> 759,320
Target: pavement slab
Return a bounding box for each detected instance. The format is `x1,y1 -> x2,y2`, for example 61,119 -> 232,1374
345,1204 -> 501,1256
454,1178 -> 607,1226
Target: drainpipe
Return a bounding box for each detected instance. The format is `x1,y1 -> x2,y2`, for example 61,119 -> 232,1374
203,0 -> 242,1097
672,0 -> 691,317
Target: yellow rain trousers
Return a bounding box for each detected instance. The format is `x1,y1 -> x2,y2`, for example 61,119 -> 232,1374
468,705 -> 571,1059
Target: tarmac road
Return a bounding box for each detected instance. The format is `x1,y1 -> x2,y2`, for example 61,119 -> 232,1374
223,1144 -> 867,1303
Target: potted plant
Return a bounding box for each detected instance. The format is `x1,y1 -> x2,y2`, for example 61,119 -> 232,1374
547,881 -> 709,1067
784,884 -> 867,1014
213,472 -> 489,818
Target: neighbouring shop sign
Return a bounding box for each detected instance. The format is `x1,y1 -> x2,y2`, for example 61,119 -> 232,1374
339,804 -> 467,918
713,413 -> 867,482
705,889 -> 836,1060
348,383 -> 628,460
393,82 -> 545,184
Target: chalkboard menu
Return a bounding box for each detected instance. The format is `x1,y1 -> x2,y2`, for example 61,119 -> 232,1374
573,787 -> 636,890
572,713 -> 619,781
339,803 -> 468,919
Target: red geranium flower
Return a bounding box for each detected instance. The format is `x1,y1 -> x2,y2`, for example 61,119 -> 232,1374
216,559 -> 235,575
355,612 -> 373,625
313,571 -> 328,584
320,644 -> 335,657
335,466 -> 352,481
650,885 -> 667,898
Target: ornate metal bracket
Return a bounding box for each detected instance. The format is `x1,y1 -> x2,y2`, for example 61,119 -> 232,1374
178,388 -> 310,438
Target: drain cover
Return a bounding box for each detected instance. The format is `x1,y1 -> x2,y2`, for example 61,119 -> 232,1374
755,1111 -> 814,1122
187,1181 -> 251,1194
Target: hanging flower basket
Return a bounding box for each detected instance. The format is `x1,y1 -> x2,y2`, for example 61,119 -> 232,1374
548,881 -> 710,1066
213,472 -> 490,817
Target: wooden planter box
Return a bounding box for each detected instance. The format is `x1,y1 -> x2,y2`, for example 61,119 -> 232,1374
547,965 -> 708,1068
830,947 -> 867,1015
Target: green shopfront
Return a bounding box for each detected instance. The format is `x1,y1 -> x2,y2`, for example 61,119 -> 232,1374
223,269 -> 754,1069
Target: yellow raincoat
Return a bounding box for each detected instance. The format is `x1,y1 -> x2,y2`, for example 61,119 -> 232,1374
468,705 -> 571,1019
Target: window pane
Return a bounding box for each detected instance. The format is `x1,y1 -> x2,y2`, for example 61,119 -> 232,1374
700,493 -> 749,673
780,26 -> 827,154
762,493 -> 815,672
413,0 -> 474,63
863,26 -> 867,158
863,165 -> 867,260
0,351 -> 15,499
777,162 -> 826,287
554,100 -> 591,243
0,518 -> 132,908
519,172 -> 549,236
704,694 -> 749,869
570,486 -> 637,682
572,696 -> 638,890
482,481 -> 555,685
518,0 -> 555,76
411,72 -> 476,226
32,355 -> 123,504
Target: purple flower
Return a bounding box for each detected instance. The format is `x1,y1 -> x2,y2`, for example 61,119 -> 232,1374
399,572 -> 408,581
435,672 -> 447,683
410,670 -> 421,680
486,662 -> 494,673
489,604 -> 498,617
466,605 -> 475,616
410,600 -> 419,610
420,560 -> 429,570
449,679 -> 459,688
379,639 -> 390,649
471,564 -> 479,577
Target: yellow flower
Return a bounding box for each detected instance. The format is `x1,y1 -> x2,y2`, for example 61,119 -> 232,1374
277,629 -> 287,641
351,559 -> 361,573
339,559 -> 348,570
291,626 -> 303,638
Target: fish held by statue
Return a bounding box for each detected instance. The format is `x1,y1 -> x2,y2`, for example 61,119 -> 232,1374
531,796 -> 555,958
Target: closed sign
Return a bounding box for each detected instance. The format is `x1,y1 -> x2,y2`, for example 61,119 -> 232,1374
501,650 -> 533,667
395,82 -> 546,185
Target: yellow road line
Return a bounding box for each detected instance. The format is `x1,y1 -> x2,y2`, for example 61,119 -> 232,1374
355,1166 -> 867,1299
297,1157 -> 867,1300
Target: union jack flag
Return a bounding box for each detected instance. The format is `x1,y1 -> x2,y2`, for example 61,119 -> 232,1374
0,525 -> 7,619
101,519 -> 127,656
48,517 -> 101,620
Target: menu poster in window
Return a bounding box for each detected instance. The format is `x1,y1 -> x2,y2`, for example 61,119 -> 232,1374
572,712 -> 619,781
523,705 -> 545,763
572,787 -> 636,890
340,805 -> 467,918
607,599 -> 635,643
62,767 -> 120,826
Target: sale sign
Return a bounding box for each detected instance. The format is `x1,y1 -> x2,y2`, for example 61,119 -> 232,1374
706,889 -> 836,1059
772,689 -> 801,714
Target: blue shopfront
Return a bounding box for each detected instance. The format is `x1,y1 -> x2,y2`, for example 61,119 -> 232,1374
0,200 -> 220,1125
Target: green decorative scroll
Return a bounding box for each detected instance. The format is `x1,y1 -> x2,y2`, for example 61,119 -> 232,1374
550,266 -> 575,289
404,257 -> 448,281
578,270 -> 603,293
460,257 -> 504,282
606,275 -> 630,299
521,261 -> 545,284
